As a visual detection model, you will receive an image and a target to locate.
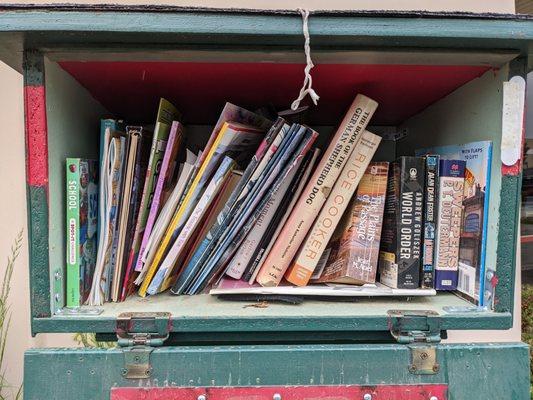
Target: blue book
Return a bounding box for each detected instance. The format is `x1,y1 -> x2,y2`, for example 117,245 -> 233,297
417,141 -> 492,304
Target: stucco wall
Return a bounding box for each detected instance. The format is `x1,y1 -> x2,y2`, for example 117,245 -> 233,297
0,0 -> 519,395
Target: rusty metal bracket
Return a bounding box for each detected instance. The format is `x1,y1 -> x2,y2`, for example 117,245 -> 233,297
116,312 -> 171,379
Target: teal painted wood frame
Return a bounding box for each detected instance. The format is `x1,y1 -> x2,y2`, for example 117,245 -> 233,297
14,8 -> 532,335
23,50 -> 51,328
2,8 -> 533,71
23,342 -> 530,399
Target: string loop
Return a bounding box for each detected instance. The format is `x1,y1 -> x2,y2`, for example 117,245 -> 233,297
291,8 -> 320,111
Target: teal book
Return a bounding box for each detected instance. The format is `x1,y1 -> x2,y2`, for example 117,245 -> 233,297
66,158 -> 99,307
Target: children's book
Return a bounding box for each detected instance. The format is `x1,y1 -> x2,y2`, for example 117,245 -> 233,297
66,158 -> 98,307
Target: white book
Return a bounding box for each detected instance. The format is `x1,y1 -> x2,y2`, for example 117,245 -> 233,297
88,135 -> 124,305
145,156 -> 236,294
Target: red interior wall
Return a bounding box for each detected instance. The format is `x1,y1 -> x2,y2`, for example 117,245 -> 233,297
59,62 -> 490,125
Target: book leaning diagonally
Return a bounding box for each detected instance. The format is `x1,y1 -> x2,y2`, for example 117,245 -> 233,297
285,130 -> 382,286
256,94 -> 378,287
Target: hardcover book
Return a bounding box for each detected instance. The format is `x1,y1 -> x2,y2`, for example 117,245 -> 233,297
378,156 -> 425,289
421,155 -> 440,288
416,141 -> 492,303
256,94 -> 378,287
434,159 -> 466,290
66,158 -> 98,307
317,161 -> 389,285
285,129 -> 382,286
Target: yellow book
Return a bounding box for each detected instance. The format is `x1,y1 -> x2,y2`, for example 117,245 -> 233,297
138,122 -> 230,296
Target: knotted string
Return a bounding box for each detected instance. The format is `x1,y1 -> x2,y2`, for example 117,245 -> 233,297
291,8 -> 320,111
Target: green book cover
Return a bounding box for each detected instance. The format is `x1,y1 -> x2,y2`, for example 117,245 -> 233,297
66,158 -> 98,307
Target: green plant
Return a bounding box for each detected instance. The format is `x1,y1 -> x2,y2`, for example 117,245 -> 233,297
0,231 -> 23,400
73,333 -> 116,349
521,284 -> 533,399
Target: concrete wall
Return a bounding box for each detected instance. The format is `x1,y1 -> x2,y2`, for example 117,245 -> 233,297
0,0 -> 519,395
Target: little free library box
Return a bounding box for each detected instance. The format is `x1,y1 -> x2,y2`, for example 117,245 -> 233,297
0,4 -> 532,399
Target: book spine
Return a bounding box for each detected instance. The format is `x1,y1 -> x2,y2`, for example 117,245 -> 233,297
435,159 -> 466,290
256,94 -> 378,287
66,158 -> 81,307
319,161 -> 389,284
189,129 -> 318,294
145,156 -> 235,295
421,155 -> 440,288
131,101 -> 178,272
378,157 -> 425,289
285,130 -> 382,286
244,149 -> 318,282
170,122 -> 289,294
225,160 -> 297,279
135,121 -> 183,273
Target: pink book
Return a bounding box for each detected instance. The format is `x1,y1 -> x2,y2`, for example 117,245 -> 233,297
120,121 -> 184,299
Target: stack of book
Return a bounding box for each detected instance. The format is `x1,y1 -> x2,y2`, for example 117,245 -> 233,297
65,93 -> 493,307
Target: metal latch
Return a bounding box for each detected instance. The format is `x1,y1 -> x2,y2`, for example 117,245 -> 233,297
116,312 -> 171,379
388,310 -> 441,375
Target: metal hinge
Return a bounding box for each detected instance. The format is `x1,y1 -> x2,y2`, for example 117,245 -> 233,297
388,310 -> 441,375
116,312 -> 171,379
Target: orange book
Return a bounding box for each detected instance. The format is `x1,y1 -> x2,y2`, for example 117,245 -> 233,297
285,130 -> 381,286
255,94 -> 378,287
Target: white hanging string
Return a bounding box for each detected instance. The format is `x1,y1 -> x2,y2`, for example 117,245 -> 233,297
291,8 -> 320,111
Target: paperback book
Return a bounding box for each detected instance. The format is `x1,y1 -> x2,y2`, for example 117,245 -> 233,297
316,161 -> 389,285
417,141 -> 492,304
434,159 -> 466,290
285,130 -> 382,286
421,155 -> 440,289
378,156 -> 425,289
65,158 -> 98,307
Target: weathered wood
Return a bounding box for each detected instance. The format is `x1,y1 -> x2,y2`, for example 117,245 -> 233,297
23,343 -> 530,400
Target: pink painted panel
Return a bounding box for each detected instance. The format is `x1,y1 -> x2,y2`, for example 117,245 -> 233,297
112,384 -> 448,400
24,85 -> 49,187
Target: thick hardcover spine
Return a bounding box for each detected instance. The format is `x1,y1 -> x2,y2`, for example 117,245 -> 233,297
256,94 -> 378,287
435,159 -> 466,290
285,130 -> 382,286
66,158 -> 81,307
421,155 -> 439,288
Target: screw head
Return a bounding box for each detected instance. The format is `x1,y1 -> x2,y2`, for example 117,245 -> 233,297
273,394 -> 282,400
409,364 -> 417,372
197,395 -> 206,400
420,352 -> 429,360
363,394 -> 372,400
430,397 -> 438,400
433,364 -> 440,373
